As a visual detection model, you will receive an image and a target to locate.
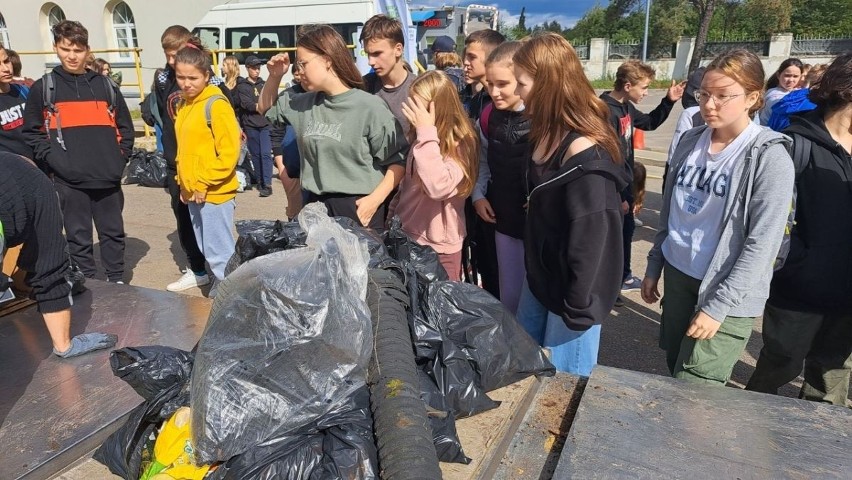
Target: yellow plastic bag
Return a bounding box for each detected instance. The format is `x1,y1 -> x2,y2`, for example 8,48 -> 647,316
140,407 -> 210,480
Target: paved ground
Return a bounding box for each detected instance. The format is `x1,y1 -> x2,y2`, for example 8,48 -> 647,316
50,90 -> 845,478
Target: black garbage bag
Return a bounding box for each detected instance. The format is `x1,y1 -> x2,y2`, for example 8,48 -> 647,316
225,219 -> 307,275
191,203 -> 373,465
225,206 -> 390,275
137,151 -> 168,188
412,280 -> 499,418
206,387 -> 377,480
122,149 -> 147,185
93,347 -> 194,479
110,346 -> 194,401
384,216 -> 448,283
418,370 -> 470,464
424,281 -> 555,394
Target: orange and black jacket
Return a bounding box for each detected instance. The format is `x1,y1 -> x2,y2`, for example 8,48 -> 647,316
22,67 -> 134,189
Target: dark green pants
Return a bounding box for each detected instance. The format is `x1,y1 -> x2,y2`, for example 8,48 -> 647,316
746,303 -> 852,407
661,263 -> 755,385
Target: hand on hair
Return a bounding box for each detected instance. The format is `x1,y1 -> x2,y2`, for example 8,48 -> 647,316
401,96 -> 436,130
267,53 -> 290,78
667,80 -> 687,102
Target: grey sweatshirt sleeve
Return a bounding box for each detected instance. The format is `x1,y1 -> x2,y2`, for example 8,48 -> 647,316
472,126 -> 490,202
699,142 -> 795,321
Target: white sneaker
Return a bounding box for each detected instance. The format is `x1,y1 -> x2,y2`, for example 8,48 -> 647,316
167,271 -> 210,292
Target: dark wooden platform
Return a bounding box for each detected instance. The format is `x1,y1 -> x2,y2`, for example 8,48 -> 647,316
0,280 -> 210,480
555,365 -> 852,479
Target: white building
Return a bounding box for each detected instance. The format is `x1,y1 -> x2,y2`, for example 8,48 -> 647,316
0,0 -> 225,103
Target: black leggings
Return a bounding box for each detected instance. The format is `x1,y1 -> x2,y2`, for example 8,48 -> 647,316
305,192 -> 387,232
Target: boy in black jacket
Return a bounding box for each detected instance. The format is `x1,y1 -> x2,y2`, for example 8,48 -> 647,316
235,55 -> 273,197
747,53 -> 852,406
600,61 -> 683,298
141,25 -> 231,292
22,21 -> 134,283
0,47 -> 32,158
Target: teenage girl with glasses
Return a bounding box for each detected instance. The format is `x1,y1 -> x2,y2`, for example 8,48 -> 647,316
641,49 -> 795,385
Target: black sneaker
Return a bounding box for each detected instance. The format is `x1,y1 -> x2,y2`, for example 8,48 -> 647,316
614,296 -> 624,308
259,186 -> 273,197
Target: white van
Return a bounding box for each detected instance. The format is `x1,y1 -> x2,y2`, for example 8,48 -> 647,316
193,0 -> 377,68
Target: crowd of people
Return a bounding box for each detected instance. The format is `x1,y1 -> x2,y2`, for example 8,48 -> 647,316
0,17 -> 849,408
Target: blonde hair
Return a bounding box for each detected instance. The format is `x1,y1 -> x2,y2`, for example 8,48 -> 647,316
222,55 -> 239,90
434,52 -> 461,69
408,71 -> 479,197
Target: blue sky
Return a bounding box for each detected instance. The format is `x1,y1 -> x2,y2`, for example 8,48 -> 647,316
410,0 -> 602,29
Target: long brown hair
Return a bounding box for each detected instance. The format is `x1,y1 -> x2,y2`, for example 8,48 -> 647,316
296,24 -> 364,90
408,71 -> 479,198
513,33 -> 621,164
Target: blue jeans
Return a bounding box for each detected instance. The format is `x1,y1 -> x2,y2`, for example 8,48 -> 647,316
188,199 -> 236,282
516,281 -> 602,376
246,126 -> 273,187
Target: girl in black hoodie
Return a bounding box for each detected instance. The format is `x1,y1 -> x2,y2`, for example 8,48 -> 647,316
512,34 -> 630,376
746,53 -> 852,406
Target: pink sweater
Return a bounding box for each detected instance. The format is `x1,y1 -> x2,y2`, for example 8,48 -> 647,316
392,126 -> 467,254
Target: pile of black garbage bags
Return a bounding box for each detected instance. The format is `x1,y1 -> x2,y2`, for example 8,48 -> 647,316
95,203 -> 554,479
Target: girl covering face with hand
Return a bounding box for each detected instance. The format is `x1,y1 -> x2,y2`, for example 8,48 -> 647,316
390,70 -> 479,281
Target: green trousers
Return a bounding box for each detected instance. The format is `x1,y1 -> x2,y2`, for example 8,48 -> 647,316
661,263 -> 755,385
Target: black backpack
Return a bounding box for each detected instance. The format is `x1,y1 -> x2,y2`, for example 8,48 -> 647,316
41,72 -> 117,151
773,132 -> 812,271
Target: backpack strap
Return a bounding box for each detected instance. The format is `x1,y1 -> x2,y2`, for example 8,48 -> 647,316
11,83 -> 29,98
479,102 -> 494,137
101,75 -> 117,116
790,133 -> 812,177
204,94 -> 231,156
41,73 -> 66,151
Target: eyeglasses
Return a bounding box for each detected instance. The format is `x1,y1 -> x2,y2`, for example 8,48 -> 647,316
295,55 -> 319,71
694,90 -> 746,107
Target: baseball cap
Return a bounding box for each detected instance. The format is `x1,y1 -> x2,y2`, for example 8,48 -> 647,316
244,56 -> 267,67
430,36 -> 456,54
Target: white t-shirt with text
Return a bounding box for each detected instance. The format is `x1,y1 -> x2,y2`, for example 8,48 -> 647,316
663,122 -> 760,279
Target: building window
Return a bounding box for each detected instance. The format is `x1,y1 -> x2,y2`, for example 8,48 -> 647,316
0,13 -> 10,48
48,5 -> 65,28
112,2 -> 137,59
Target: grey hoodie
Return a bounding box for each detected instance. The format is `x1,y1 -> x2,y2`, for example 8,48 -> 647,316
646,125 -> 794,321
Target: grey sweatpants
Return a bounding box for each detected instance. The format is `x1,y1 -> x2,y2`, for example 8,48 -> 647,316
188,199 -> 235,281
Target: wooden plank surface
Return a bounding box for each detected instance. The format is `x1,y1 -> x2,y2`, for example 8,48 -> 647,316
0,280 -> 210,480
556,365 -> 852,479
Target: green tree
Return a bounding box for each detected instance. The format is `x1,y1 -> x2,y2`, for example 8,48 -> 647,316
648,0 -> 690,56
791,0 -> 852,36
688,0 -> 718,73
739,0 -> 792,37
564,5 -> 609,41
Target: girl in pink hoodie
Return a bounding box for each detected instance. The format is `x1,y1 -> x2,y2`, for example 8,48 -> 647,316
393,71 -> 479,280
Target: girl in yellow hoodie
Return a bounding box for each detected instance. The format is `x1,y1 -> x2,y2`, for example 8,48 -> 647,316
173,40 -> 241,295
